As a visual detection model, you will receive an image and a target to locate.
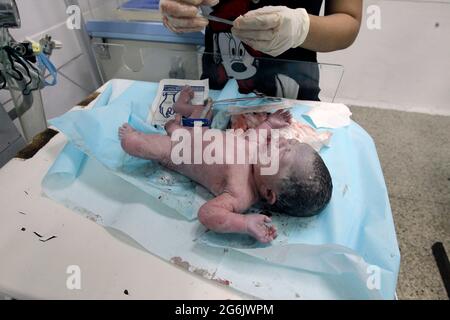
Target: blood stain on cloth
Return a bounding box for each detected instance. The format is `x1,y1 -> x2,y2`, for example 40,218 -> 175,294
170,257 -> 191,270
214,278 -> 231,286
193,268 -> 212,278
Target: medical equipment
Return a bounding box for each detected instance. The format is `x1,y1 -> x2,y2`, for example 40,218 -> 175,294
203,15 -> 234,26
0,0 -> 60,142
182,95 -> 287,128
76,0 -> 203,83
200,5 -> 234,26
0,100 -> 25,167
0,0 -> 20,28
212,96 -> 283,108
182,117 -> 210,127
202,14 -> 234,26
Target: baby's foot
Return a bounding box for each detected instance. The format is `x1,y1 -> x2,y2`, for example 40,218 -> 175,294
245,214 -> 278,243
174,86 -> 195,117
119,123 -> 145,157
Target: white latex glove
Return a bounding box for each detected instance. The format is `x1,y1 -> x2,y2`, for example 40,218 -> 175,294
232,6 -> 310,57
160,0 -> 219,33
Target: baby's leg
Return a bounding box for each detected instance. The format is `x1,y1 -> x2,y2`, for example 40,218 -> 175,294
119,124 -> 172,163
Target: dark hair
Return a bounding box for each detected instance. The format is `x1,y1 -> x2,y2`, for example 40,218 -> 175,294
272,149 -> 333,217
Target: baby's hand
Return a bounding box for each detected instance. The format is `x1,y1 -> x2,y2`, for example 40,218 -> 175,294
245,214 -> 278,243
267,110 -> 292,129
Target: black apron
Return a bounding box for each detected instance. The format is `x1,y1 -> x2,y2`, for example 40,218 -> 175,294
201,0 -> 324,100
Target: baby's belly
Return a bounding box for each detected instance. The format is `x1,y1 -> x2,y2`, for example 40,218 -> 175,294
170,163 -> 227,196
167,128 -> 250,195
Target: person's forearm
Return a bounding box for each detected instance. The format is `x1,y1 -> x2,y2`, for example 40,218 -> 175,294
301,13 -> 361,52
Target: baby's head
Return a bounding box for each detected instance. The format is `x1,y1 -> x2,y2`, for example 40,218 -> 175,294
254,139 -> 333,217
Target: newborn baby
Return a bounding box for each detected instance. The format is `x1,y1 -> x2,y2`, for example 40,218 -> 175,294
119,87 -> 333,243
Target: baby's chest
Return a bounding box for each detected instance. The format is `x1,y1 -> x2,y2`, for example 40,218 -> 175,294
224,166 -> 256,205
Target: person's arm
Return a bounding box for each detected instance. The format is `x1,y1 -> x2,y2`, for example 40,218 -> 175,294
232,0 -> 362,56
302,0 -> 362,52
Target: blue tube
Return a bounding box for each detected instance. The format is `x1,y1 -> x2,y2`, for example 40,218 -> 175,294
37,53 -> 57,86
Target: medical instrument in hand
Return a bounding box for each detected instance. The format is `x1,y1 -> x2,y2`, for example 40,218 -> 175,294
203,14 -> 234,26
200,5 -> 234,26
194,95 -> 285,125
211,96 -> 283,107
210,95 -> 289,115
0,0 -> 61,142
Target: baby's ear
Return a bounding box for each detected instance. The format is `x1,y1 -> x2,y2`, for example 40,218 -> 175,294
265,189 -> 277,205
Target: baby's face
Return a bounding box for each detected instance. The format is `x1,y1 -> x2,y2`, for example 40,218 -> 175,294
255,138 -> 309,191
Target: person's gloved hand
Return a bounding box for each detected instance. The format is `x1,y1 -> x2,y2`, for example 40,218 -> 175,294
160,0 -> 219,33
232,6 -> 310,57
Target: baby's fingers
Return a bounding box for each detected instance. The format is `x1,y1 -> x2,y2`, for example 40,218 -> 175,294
273,109 -> 284,116
280,110 -> 291,117
280,110 -> 293,121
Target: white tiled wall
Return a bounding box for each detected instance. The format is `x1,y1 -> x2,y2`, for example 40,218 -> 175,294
1,0 -> 98,123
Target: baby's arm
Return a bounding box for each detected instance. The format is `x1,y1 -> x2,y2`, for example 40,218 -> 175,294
198,193 -> 277,243
257,110 -> 292,131
245,110 -> 293,145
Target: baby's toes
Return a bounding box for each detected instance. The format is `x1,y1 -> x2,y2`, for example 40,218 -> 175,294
118,127 -> 126,138
186,86 -> 194,98
125,123 -> 136,133
119,123 -> 136,139
180,86 -> 194,101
